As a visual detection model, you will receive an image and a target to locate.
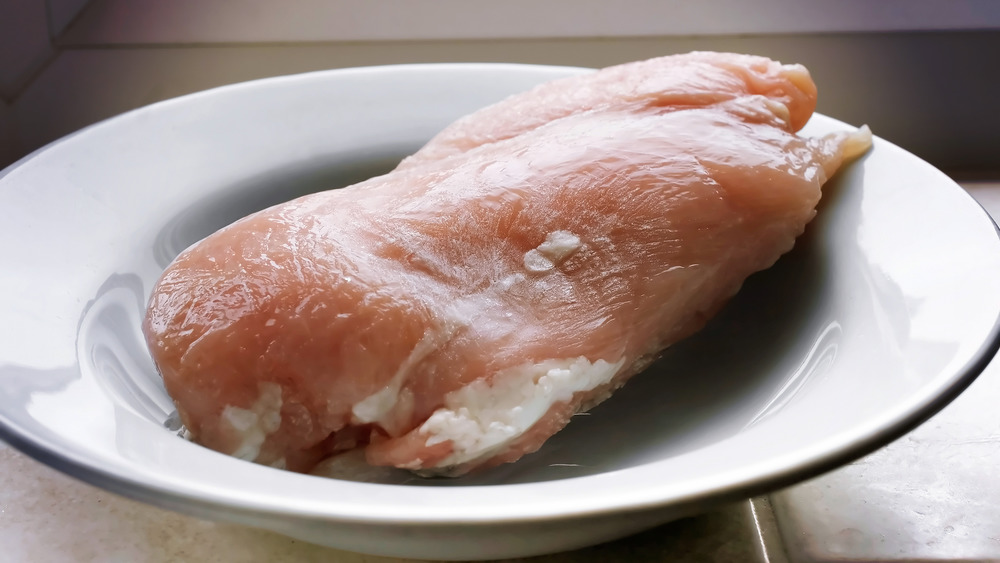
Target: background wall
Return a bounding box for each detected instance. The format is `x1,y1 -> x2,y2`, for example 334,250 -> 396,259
2,0 -> 999,172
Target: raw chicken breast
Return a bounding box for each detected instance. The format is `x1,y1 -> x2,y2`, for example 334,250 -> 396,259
398,51 -> 819,170
143,52 -> 871,476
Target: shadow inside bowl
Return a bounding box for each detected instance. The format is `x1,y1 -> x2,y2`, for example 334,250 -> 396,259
152,148 -> 412,267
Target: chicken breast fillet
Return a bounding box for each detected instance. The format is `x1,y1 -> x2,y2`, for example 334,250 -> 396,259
143,52 -> 871,476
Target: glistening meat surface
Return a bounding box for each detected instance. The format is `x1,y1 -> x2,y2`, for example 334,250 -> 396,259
143,52 -> 871,476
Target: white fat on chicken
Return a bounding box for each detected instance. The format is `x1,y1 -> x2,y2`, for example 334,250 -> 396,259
523,230 -> 582,272
351,319 -> 461,427
221,382 -> 283,461
419,355 -> 625,469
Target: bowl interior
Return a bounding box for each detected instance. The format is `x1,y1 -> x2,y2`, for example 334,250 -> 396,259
1,64 -> 998,520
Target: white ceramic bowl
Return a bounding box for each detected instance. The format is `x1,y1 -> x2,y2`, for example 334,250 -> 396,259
1,64 -> 999,561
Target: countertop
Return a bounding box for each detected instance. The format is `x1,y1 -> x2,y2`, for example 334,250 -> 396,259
1,182 -> 998,562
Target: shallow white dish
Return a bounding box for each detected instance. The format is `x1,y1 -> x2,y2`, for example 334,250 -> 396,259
1,63 -> 999,560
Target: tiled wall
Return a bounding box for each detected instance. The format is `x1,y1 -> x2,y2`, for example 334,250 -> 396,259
0,0 -> 55,100
2,0 -> 999,172
58,0 -> 1000,43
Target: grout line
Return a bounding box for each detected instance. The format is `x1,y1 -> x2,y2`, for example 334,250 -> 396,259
749,499 -> 772,563
749,497 -> 790,563
48,27 -> 998,50
49,32 -> 812,50
51,0 -> 99,44
2,50 -> 60,105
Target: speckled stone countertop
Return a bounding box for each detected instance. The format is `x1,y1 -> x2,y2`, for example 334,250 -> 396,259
1,182 -> 997,562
